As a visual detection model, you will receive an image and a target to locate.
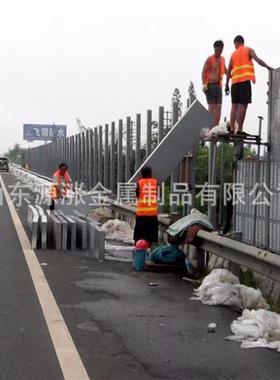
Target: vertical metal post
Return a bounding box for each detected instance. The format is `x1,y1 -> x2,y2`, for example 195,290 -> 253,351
104,123 -> 109,189
74,135 -> 77,182
158,106 -> 164,143
146,110 -> 152,158
265,71 -> 273,249
98,125 -> 103,184
81,132 -> 85,187
85,130 -> 89,189
126,117 -> 131,182
253,116 -> 263,245
78,133 -> 82,184
208,142 -> 217,226
118,119 -> 123,184
70,136 -> 74,180
218,142 -> 225,227
170,102 -> 179,214
135,114 -> 141,171
94,127 -> 98,186
89,129 -> 93,189
110,122 -> 116,193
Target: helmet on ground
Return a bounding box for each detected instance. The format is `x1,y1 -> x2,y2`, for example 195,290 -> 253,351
135,239 -> 150,250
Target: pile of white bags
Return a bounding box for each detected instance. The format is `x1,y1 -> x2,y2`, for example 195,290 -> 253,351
193,269 -> 269,311
101,219 -> 133,243
227,309 -> 280,352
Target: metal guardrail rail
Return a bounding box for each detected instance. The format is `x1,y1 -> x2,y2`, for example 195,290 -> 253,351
110,201 -> 280,282
11,166 -> 280,282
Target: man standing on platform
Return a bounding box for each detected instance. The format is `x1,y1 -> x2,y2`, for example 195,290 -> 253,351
202,40 -> 227,125
225,35 -> 272,135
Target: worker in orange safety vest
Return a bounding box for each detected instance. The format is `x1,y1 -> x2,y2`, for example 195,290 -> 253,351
134,166 -> 159,247
202,40 -> 227,125
225,35 -> 272,135
49,163 -> 74,210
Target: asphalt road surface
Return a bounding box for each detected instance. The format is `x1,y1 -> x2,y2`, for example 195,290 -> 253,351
0,171 -> 280,380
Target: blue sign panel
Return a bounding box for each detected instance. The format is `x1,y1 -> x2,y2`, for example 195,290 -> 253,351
23,124 -> 67,141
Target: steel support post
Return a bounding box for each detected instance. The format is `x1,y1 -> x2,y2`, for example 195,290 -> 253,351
135,113 -> 141,171
110,122 -> 116,193
98,125 -> 103,184
126,116 -> 131,182
146,110 -> 152,158
118,119 -> 123,185
158,106 -> 164,143
104,124 -> 109,189
94,127 -> 98,186
89,129 -> 94,189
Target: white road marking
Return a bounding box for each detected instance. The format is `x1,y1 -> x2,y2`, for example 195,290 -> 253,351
0,175 -> 90,380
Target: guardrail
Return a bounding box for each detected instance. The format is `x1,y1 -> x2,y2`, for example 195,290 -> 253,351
11,166 -> 280,283
111,201 -> 280,283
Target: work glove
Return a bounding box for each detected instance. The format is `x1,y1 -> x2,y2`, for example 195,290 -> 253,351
225,84 -> 230,96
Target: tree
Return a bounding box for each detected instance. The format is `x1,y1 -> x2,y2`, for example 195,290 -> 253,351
5,143 -> 25,165
171,88 -> 183,119
187,81 -> 196,108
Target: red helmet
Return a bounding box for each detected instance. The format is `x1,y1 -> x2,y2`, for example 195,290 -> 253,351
135,239 -> 150,250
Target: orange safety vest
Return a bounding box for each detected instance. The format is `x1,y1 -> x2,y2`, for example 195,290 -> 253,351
231,46 -> 256,85
203,55 -> 226,87
49,169 -> 71,199
136,178 -> 158,216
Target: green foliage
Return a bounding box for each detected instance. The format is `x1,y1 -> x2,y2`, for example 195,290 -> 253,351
240,269 -> 257,288
5,143 -> 25,166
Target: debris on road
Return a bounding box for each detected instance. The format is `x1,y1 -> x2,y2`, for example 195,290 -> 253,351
149,282 -> 158,287
207,323 -> 217,333
192,269 -> 269,311
101,219 -> 133,243
226,309 -> 280,352
88,207 -> 112,224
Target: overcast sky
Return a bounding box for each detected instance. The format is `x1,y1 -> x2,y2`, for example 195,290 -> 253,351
0,0 -> 278,154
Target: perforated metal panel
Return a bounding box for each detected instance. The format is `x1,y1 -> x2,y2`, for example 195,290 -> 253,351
235,161 -> 280,253
235,68 -> 280,254
270,68 -> 280,162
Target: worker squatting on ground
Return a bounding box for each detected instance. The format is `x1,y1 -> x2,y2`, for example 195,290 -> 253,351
134,166 -> 159,247
49,163 -> 74,210
225,35 -> 272,135
202,40 -> 227,125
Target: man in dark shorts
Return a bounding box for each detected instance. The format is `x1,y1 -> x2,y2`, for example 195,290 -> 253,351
134,166 -> 158,247
202,40 -> 226,125
225,35 -> 272,134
